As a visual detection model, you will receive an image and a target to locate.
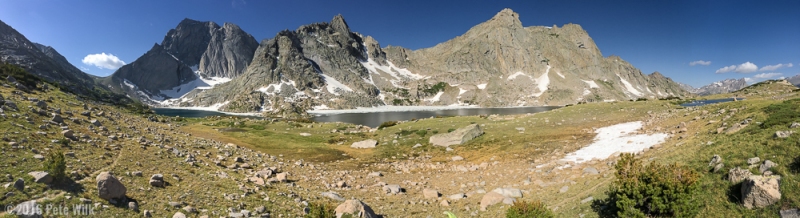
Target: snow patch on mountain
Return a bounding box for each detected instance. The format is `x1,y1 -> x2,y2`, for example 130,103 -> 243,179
617,75 -> 643,96
321,74 -> 353,95
583,80 -> 599,89
531,66 -> 551,97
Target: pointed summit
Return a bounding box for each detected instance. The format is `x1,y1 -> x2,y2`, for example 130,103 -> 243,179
331,14 -> 350,34
487,8 -> 522,27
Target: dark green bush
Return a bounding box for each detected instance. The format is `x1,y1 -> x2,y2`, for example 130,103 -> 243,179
43,151 -> 67,183
415,129 -> 427,137
506,200 -> 554,218
304,202 -> 335,218
598,153 -> 701,217
432,130 -> 439,134
378,121 -> 398,130
250,125 -> 265,130
447,128 -> 456,133
396,129 -> 414,136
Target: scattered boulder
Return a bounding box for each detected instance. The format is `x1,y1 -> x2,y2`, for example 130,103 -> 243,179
35,101 -> 47,109
13,178 -> 24,190
150,174 -> 165,187
300,132 -> 311,136
451,156 -> 464,161
51,114 -> 63,123
422,188 -> 440,199
62,130 -> 74,139
334,199 -> 378,218
383,184 -> 403,194
583,167 -> 599,175
708,154 -> 723,167
96,172 -> 126,200
780,209 -> 800,218
12,200 -> 42,218
492,187 -> 523,198
713,163 -> 725,173
367,172 -> 382,177
741,175 -> 782,209
91,119 -> 102,126
321,191 -> 345,201
760,160 -> 777,173
479,191 -> 505,211
791,123 -> 800,129
173,212 -> 187,218
440,199 -> 450,207
775,131 -> 793,138
351,139 -> 377,149
448,193 -> 466,200
429,124 -> 484,147
747,157 -> 761,165
728,167 -> 753,183
28,171 -> 52,184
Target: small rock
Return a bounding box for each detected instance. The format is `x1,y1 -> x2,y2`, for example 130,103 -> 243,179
728,167 -> 753,184
321,192 -> 345,201
448,193 -> 466,200
440,199 -> 450,207
747,157 -> 761,165
173,212 -> 187,218
422,188 -> 440,199
149,174 -> 165,187
13,178 -> 24,190
351,139 -> 378,149
760,160 -> 777,173
581,196 -> 594,204
451,156 -> 464,161
582,167 -> 599,175
559,186 -> 569,193
708,154 -> 722,167
12,200 -> 41,217
774,130 -> 793,138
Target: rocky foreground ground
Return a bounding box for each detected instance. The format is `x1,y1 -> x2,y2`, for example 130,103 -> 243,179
2,77 -> 800,217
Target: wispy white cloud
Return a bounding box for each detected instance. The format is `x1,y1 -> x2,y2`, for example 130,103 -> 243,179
744,77 -> 752,83
82,53 -> 125,70
715,62 -> 758,74
689,60 -> 711,66
231,0 -> 246,8
759,63 -> 793,71
753,72 -> 782,79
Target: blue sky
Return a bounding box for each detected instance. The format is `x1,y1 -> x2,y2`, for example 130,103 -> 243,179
1,0 -> 797,87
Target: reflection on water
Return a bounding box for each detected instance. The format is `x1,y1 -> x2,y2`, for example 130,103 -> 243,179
310,106 -> 561,127
153,106 -> 562,128
679,98 -> 742,107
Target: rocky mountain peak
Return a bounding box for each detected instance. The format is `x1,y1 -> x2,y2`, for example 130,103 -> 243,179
161,19 -> 218,66
486,8 -> 522,29
330,14 -> 351,34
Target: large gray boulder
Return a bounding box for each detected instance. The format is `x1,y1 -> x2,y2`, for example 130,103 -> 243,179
429,124 -> 484,147
741,175 -> 781,209
351,139 -> 377,149
28,171 -> 52,184
96,172 -> 126,200
334,199 -> 378,218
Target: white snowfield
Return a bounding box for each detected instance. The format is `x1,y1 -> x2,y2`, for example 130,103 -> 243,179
321,74 -> 353,95
531,65 -> 551,97
617,75 -> 643,96
560,121 -> 667,165
360,58 -> 428,88
582,80 -> 599,89
425,91 -> 444,102
159,75 -> 231,99
507,71 -> 529,80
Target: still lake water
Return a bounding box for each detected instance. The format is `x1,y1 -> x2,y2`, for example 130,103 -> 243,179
153,106 -> 561,127
679,98 -> 742,107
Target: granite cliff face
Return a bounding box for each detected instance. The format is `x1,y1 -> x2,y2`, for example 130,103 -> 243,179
102,18 -> 258,104
175,9 -> 689,115
0,20 -> 98,95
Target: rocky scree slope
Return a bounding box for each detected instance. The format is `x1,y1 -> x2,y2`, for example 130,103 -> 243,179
100,18 -> 258,105
179,9 -> 689,114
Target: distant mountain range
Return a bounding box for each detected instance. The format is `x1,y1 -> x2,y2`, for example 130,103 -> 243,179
679,78 -> 749,96
0,9 -> 693,116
